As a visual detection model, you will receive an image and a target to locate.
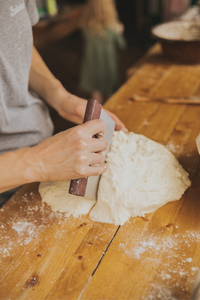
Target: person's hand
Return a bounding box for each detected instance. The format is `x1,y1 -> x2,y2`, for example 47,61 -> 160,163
30,119 -> 108,182
45,81 -> 87,125
29,47 -> 127,131
45,81 -> 128,132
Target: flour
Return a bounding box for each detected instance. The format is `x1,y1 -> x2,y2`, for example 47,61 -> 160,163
119,227 -> 200,300
11,222 -> 35,234
186,258 -> 193,263
39,131 -> 191,225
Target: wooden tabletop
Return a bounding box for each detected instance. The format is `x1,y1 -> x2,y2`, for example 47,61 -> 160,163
1,44 -> 200,300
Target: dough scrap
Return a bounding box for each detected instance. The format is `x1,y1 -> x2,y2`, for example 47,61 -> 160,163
39,131 -> 191,225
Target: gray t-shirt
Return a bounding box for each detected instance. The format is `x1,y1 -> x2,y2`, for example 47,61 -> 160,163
0,0 -> 54,154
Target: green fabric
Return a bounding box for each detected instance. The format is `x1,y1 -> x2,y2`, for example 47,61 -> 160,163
80,28 -> 126,95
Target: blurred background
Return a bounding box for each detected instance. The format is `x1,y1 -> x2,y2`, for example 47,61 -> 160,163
34,0 -> 199,132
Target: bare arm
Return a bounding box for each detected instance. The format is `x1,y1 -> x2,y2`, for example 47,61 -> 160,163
0,120 -> 108,193
0,148 -> 35,194
0,47 -> 127,194
29,46 -> 127,130
29,46 -> 87,124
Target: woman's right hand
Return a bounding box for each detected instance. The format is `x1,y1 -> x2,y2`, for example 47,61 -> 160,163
30,119 -> 108,182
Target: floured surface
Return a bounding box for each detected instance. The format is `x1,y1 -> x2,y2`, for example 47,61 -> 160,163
117,221 -> 199,300
39,131 -> 191,226
0,183 -> 118,300
1,43 -> 200,300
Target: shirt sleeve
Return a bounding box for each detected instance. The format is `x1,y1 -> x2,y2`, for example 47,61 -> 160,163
25,0 -> 39,26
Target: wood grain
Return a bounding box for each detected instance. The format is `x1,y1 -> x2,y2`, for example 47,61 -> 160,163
1,43 -> 200,300
80,105 -> 200,300
0,184 -> 118,300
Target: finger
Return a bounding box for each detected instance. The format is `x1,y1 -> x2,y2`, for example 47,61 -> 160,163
111,113 -> 127,131
86,163 -> 108,177
86,138 -> 108,153
115,120 -> 128,132
82,119 -> 106,137
87,152 -> 104,166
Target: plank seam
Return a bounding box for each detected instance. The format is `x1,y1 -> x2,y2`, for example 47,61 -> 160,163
78,105 -> 189,300
78,225 -> 121,300
92,225 -> 121,276
77,275 -> 92,300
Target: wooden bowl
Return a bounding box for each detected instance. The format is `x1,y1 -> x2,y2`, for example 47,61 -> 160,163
151,20 -> 200,64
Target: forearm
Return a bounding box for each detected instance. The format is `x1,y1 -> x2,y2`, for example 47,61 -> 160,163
0,120 -> 108,194
29,46 -> 86,124
29,46 -> 60,105
0,148 -> 37,194
29,47 -> 127,130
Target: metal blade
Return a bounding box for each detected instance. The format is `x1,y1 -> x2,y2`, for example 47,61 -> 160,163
84,109 -> 115,200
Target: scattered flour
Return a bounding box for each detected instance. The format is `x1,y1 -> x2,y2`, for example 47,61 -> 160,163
119,226 -> 200,300
11,222 -> 35,234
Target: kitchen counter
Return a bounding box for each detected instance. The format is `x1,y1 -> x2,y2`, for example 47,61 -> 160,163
1,43 -> 200,300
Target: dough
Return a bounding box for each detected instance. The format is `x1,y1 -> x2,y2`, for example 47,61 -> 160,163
90,131 -> 191,224
39,181 -> 95,218
39,131 -> 191,225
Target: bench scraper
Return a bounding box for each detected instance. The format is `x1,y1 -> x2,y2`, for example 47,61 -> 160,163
69,99 -> 115,201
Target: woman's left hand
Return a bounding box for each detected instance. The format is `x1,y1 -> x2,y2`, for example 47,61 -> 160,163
29,46 -> 127,131
49,82 -> 128,131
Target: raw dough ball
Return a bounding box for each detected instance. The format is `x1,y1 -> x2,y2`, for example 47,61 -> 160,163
39,131 -> 191,225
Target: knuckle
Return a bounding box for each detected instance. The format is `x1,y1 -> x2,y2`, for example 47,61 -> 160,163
74,127 -> 83,138
78,155 -> 87,163
95,119 -> 105,131
77,139 -> 87,150
76,165 -> 86,177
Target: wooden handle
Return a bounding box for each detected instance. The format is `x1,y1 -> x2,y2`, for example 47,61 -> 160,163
69,99 -> 102,197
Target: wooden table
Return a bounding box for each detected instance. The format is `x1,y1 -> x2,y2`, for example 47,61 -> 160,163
1,44 -> 200,300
